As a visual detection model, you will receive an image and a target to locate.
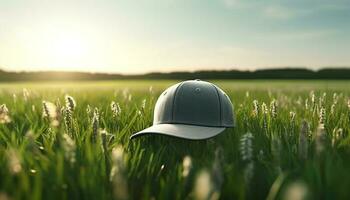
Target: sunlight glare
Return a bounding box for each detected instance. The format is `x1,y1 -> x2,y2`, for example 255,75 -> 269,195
53,34 -> 86,58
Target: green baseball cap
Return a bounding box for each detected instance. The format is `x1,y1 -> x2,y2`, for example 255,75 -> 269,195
130,80 -> 235,140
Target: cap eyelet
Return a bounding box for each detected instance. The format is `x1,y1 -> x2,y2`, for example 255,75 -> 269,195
195,88 -> 201,93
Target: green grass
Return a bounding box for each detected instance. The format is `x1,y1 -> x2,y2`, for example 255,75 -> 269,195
0,80 -> 350,200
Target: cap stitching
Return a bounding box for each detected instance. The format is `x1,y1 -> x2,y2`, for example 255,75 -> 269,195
157,121 -> 234,128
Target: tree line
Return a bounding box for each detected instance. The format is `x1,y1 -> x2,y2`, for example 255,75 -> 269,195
0,68 -> 349,81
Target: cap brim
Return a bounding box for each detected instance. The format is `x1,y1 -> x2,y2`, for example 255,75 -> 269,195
130,124 -> 225,140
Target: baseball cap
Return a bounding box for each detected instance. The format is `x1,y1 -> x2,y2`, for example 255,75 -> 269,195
130,80 -> 234,140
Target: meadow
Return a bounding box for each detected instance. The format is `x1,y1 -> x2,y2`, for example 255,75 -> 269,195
0,80 -> 350,200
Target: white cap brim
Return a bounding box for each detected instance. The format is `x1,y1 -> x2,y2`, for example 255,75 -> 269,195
130,124 -> 225,140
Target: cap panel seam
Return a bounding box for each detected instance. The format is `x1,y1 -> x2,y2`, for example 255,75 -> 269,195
210,83 -> 222,126
171,81 -> 185,121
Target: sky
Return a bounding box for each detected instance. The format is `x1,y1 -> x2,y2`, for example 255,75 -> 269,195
0,0 -> 350,74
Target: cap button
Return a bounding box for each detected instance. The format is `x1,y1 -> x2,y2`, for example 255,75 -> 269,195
195,79 -> 201,81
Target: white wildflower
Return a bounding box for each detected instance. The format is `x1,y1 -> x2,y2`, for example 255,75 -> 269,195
270,100 -> 277,119
240,132 -> 254,184
7,148 -> 22,174
137,110 -> 142,117
62,133 -> 76,165
100,129 -> 115,153
311,91 -> 316,110
25,130 -> 38,153
257,149 -> 264,161
315,124 -> 326,155
86,104 -> 91,115
55,98 -> 62,110
13,93 -> 17,103
111,101 -> 121,118
319,107 -> 326,125
333,93 -> 338,104
110,146 -> 128,200
290,111 -> 296,124
330,104 -> 336,115
182,156 -> 192,177
64,107 -> 73,134
63,96 -> 76,134
262,103 -> 268,130
0,104 -> 11,124
92,107 -> 99,142
23,88 -> 30,101
141,99 -> 146,111
283,181 -> 309,200
240,132 -> 254,161
332,128 -> 343,147
194,170 -> 213,200
319,92 -> 326,108
122,89 -> 129,100
42,101 -> 59,126
0,192 -> 10,200
298,120 -> 308,160
252,100 -> 259,116
244,162 -> 254,186
65,95 -> 76,112
305,98 -> 309,110
262,103 -> 268,114
0,104 -> 9,114
211,148 -> 224,198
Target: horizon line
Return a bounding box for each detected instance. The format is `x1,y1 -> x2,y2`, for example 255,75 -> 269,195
1,66 -> 350,76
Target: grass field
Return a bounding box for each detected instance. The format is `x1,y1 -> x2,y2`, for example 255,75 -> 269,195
0,80 -> 350,200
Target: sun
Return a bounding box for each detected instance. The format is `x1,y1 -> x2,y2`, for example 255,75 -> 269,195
32,28 -> 94,71
51,32 -> 87,61
10,24 -> 111,72
53,35 -> 85,58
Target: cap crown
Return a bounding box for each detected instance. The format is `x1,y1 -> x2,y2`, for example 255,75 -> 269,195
153,80 -> 234,127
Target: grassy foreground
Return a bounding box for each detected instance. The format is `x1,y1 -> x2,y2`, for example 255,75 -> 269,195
0,80 -> 350,200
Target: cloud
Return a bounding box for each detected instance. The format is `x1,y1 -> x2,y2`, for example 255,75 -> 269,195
253,29 -> 339,42
262,2 -> 350,20
262,4 -> 319,20
220,0 -> 261,9
263,5 -> 297,20
276,30 -> 339,40
222,0 -> 239,8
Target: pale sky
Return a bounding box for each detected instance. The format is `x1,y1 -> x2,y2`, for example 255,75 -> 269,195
0,0 -> 350,74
